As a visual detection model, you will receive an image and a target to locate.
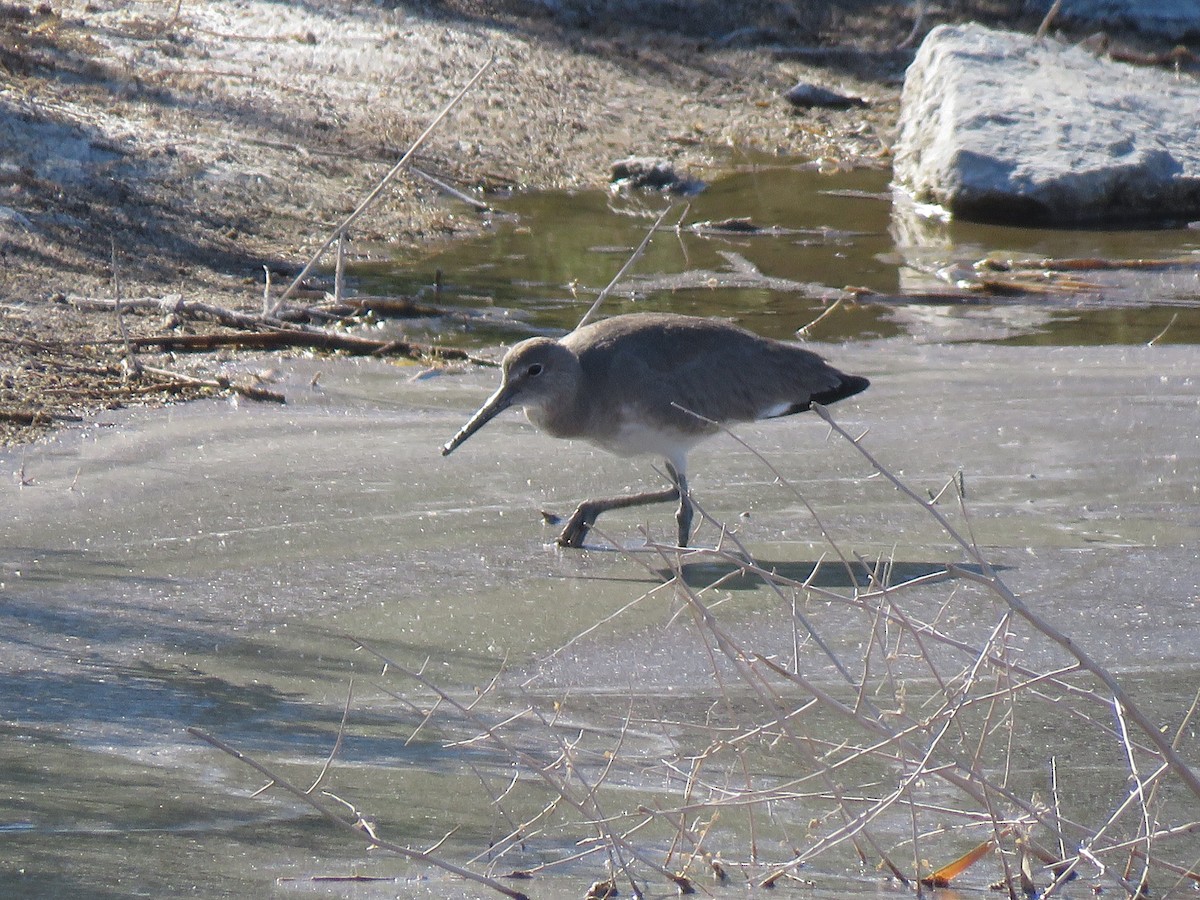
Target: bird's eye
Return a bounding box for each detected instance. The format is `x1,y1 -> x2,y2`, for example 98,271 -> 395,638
527,363 -> 544,377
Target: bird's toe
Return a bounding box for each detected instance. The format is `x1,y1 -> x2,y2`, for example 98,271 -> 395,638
555,503 -> 600,548
555,522 -> 587,548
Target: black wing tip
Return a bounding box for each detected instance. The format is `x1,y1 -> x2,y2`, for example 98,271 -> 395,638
811,373 -> 870,408
772,374 -> 869,418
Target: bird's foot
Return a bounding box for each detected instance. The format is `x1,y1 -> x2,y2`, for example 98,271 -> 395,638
554,503 -> 599,548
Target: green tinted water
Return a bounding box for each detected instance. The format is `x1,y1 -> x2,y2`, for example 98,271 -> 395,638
356,164 -> 1200,347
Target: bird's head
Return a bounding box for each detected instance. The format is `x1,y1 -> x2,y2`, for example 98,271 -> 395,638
441,337 -> 580,456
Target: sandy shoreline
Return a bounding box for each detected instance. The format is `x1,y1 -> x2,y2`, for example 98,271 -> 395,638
4,0 -> 1039,445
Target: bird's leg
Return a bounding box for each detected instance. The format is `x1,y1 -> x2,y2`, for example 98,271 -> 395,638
666,462 -> 692,548
553,484 -> 681,548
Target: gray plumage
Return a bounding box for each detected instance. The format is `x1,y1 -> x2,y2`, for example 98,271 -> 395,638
442,312 -> 868,547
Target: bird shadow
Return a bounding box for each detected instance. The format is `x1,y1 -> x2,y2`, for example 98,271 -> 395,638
662,559 -> 1003,591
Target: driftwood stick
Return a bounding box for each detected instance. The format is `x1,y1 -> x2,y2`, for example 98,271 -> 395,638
111,329 -> 491,364
67,295 -> 496,364
1,408 -> 85,425
74,292 -> 438,329
332,296 -> 537,333
71,294 -> 285,331
138,365 -> 286,403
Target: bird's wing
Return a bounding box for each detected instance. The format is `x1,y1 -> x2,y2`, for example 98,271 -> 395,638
677,335 -> 844,418
567,315 -> 861,434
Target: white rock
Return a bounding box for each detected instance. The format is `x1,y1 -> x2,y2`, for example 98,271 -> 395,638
892,23 -> 1200,225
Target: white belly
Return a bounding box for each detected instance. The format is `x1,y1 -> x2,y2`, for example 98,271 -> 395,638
592,411 -> 710,466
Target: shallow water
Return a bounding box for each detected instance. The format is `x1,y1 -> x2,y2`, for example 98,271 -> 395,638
357,164 -> 1200,346
3,167 -> 1200,898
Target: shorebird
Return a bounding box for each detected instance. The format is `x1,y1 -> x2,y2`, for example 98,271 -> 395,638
441,312 -> 868,548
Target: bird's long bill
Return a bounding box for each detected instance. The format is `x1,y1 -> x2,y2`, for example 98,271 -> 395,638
440,384 -> 515,456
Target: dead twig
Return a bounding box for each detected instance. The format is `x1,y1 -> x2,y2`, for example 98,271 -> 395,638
575,203 -> 677,331
408,165 -> 491,212
1148,312 -> 1178,346
71,294 -> 286,331
186,727 -> 531,900
138,365 -> 285,403
306,678 -> 355,795
0,408 -> 84,425
333,232 -> 348,307
273,55 -> 495,313
110,245 -> 143,379
118,329 -> 488,365
795,296 -> 845,338
812,403 -> 1200,804
352,639 -> 698,895
70,294 -> 495,364
1036,0 -> 1062,41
